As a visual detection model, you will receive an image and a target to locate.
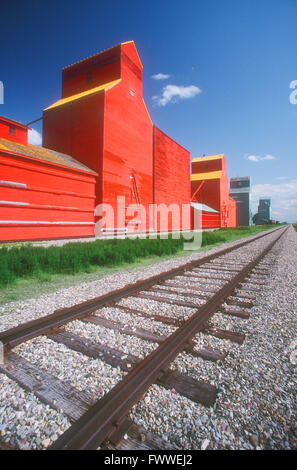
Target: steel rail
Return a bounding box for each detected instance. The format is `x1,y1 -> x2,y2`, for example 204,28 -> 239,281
49,226 -> 287,450
0,226 -> 284,350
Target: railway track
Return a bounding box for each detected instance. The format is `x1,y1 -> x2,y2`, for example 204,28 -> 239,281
0,226 -> 288,450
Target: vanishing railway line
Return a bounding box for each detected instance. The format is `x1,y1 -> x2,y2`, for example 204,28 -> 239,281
0,226 -> 288,450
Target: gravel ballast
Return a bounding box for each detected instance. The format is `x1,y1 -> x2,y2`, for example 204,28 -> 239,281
0,226 -> 296,450
131,227 -> 297,449
0,228 -> 280,331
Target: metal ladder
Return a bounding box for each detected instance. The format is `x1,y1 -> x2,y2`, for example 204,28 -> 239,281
125,172 -> 142,231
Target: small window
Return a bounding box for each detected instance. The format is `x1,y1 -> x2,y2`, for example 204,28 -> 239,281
129,89 -> 135,96
9,126 -> 15,135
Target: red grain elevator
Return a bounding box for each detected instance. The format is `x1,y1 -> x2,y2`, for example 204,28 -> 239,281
191,154 -> 236,228
43,41 -> 190,234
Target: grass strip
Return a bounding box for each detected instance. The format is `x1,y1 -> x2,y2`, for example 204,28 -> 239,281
0,225 -> 278,289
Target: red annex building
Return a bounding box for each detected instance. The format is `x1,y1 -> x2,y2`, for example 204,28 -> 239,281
0,41 -> 191,242
191,154 -> 236,229
0,116 -> 96,242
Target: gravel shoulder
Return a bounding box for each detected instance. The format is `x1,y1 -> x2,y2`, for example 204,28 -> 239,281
0,227 -> 282,332
131,226 -> 297,449
0,226 -> 296,450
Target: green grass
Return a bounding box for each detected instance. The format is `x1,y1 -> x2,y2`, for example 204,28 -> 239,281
0,225 -> 280,306
215,224 -> 277,241
0,236 -> 185,288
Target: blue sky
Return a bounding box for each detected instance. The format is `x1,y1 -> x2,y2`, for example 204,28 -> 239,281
1,0 -> 296,221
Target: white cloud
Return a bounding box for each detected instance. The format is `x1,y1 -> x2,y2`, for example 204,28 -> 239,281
252,179 -> 297,222
247,154 -> 276,162
262,154 -> 275,160
248,155 -> 259,162
153,84 -> 202,107
28,128 -> 42,146
152,73 -> 170,80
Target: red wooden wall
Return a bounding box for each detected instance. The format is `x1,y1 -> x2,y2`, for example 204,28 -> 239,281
202,211 -> 221,228
0,151 -> 96,242
153,127 -> 190,231
0,117 -> 28,145
191,207 -> 221,229
43,93 -> 104,209
219,158 -> 229,225
192,179 -> 221,214
62,45 -> 122,98
103,43 -> 153,232
219,157 -> 236,227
